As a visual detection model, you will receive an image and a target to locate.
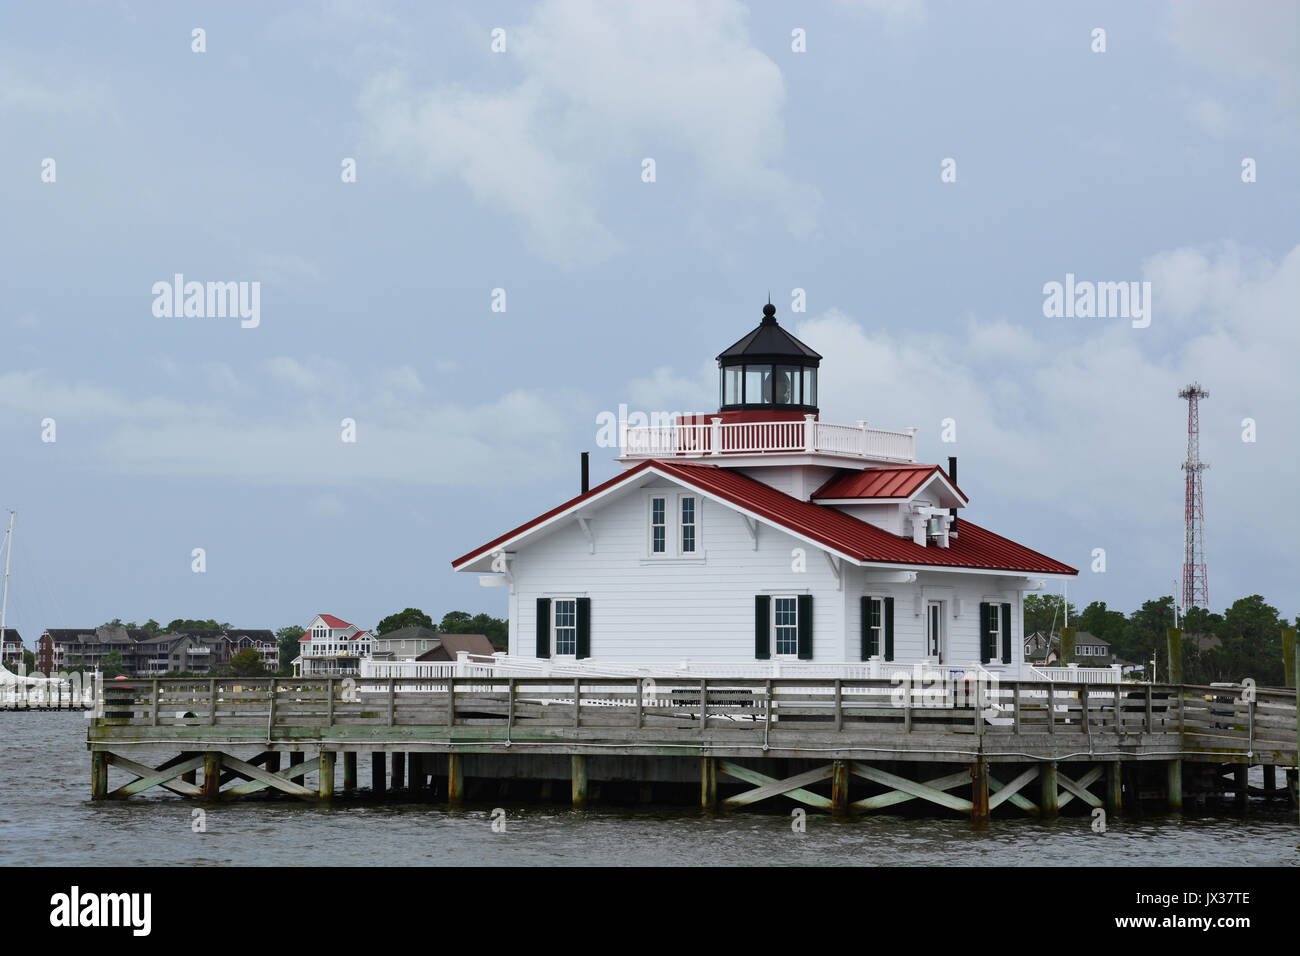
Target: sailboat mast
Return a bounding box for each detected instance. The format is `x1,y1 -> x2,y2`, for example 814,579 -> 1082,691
0,511 -> 12,661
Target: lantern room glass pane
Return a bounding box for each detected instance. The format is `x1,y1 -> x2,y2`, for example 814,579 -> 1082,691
803,368 -> 817,407
723,366 -> 742,405
774,366 -> 800,405
744,365 -> 772,404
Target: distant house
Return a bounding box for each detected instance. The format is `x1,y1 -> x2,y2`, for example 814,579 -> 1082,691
38,625 -> 276,676
371,626 -> 442,661
1,628 -> 23,667
226,629 -> 279,670
416,633 -> 495,662
1023,630 -> 1114,664
295,614 -> 372,676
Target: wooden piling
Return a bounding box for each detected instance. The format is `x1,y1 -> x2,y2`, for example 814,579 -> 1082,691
343,752 -> 357,793
448,752 -> 464,803
969,758 -> 989,822
91,750 -> 108,800
203,751 -> 221,801
266,753 -> 281,773
1166,759 -> 1182,810
319,751 -> 335,799
409,753 -> 423,796
1233,764 -> 1248,810
1263,764 -> 1276,798
371,753 -> 385,794
700,756 -> 717,810
1039,761 -> 1059,814
571,754 -> 588,806
1106,761 -> 1122,811
392,752 -> 405,790
831,759 -> 850,818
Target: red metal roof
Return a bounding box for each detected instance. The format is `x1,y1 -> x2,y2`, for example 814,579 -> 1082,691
813,465 -> 966,502
452,460 -> 1076,575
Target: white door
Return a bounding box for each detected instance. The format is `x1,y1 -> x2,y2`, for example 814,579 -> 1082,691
926,601 -> 945,663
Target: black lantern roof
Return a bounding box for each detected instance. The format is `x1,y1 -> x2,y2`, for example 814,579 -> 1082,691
716,302 -> 822,367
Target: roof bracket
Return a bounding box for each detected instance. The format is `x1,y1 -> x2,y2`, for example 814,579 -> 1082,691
742,516 -> 758,550
577,517 -> 594,554
823,551 -> 842,590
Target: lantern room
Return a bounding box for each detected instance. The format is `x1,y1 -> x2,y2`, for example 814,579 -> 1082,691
716,302 -> 821,414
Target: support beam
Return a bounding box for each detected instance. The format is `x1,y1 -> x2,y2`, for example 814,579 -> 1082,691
1106,761 -> 1122,812
448,752 -> 464,803
1039,761 -> 1059,815
831,760 -> 850,817
343,751 -> 357,793
319,751 -> 335,799
392,752 -> 405,790
91,750 -> 108,800
203,751 -> 222,801
970,758 -> 989,822
851,762 -> 972,813
988,766 -> 1039,814
700,757 -> 717,810
571,755 -> 588,806
1167,759 -> 1182,811
722,763 -> 833,810
107,753 -> 205,799
371,753 -> 385,795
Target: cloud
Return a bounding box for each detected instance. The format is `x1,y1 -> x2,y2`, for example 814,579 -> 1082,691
358,0 -> 817,267
836,0 -> 927,29
1167,1 -> 1300,115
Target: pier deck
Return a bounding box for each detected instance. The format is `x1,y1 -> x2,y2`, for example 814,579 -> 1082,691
87,677 -> 1298,818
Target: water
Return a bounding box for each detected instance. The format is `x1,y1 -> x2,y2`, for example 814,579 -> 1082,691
2,712 -> 1296,866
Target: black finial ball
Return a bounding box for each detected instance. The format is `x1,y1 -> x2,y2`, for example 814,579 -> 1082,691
762,303 -> 776,317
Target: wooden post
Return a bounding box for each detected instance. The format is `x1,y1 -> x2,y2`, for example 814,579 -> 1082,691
91,750 -> 108,799
1059,626 -> 1076,664
571,754 -> 588,806
1263,764 -> 1276,798
150,679 -> 159,727
700,757 -> 717,810
1166,628 -> 1183,685
386,678 -> 395,726
1106,761 -> 1122,811
448,752 -> 464,803
831,759 -> 850,818
1281,627 -> 1296,688
203,751 -> 221,801
409,753 -> 423,796
1233,763 -> 1248,810
289,751 -> 304,774
371,753 -> 385,794
970,758 -> 989,822
208,678 -> 217,726
1167,759 -> 1182,810
343,751 -> 357,793
392,752 -> 405,790
1012,682 -> 1021,734
1039,761 -> 1059,814
326,677 -> 335,727
319,751 -> 335,799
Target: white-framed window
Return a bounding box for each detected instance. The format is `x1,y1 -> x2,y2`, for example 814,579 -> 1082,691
680,496 -> 697,553
987,604 -> 1001,648
650,497 -> 667,554
773,596 -> 799,658
553,599 -> 578,657
866,597 -> 883,655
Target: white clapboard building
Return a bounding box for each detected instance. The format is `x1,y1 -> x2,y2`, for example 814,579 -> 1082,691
453,302 -> 1084,681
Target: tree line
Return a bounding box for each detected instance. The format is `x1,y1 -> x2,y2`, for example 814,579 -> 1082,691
1024,593 -> 1298,685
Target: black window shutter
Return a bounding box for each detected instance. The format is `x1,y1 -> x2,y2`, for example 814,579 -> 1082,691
978,602 -> 991,664
576,598 -> 591,660
860,596 -> 874,660
1000,602 -> 1012,664
884,597 -> 894,662
754,595 -> 770,660
535,598 -> 551,659
797,594 -> 813,660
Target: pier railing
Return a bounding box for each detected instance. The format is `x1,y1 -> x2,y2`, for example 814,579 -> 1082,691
89,677 -> 1296,762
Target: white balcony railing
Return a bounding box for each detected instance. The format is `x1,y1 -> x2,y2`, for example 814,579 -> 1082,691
620,414 -> 916,463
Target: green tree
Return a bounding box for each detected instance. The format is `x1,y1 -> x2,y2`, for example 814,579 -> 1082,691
98,650 -> 126,679
166,619 -> 223,632
439,610 -> 508,651
276,625 -> 305,675
229,648 -> 266,677
1076,601 -> 1127,643
1218,595 -> 1284,686
1022,595 -> 1077,641
377,608 -> 435,635
21,649 -> 36,672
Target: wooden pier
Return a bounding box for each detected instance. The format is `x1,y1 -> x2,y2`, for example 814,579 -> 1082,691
87,677 -> 1299,819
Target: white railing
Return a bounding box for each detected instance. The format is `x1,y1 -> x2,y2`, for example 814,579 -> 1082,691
620,415 -> 916,463
1024,664 -> 1122,685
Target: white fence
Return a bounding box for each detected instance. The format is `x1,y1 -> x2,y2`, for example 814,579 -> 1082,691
620,415 -> 916,463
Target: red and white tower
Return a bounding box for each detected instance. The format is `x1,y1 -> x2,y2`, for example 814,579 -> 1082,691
1179,383 -> 1209,610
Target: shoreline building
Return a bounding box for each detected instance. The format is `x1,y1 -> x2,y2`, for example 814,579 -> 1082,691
453,301 -> 1079,679
294,614 -> 373,677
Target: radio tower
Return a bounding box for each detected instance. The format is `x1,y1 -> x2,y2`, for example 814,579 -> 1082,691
1179,383 -> 1209,610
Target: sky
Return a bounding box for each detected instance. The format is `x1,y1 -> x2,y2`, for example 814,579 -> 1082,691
0,0 -> 1297,643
